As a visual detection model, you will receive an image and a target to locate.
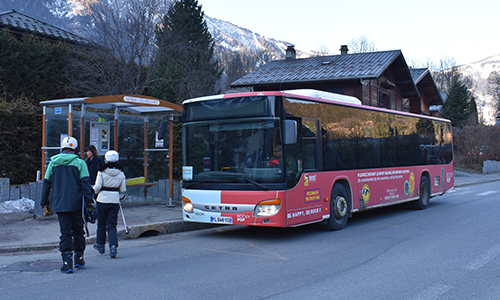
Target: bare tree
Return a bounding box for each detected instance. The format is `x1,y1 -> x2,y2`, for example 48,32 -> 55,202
432,56 -> 474,94
348,36 -> 376,53
487,71 -> 500,116
70,0 -> 173,95
312,43 -> 332,56
217,48 -> 275,92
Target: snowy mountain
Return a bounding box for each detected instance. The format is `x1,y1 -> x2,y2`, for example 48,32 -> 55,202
459,55 -> 500,125
205,16 -> 284,56
205,15 -> 313,60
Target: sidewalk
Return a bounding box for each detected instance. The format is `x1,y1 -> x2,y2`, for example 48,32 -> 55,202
0,203 -> 216,254
1,169 -> 499,254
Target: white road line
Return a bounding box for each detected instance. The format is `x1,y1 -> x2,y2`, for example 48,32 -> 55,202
477,191 -> 496,196
411,284 -> 452,300
464,243 -> 500,271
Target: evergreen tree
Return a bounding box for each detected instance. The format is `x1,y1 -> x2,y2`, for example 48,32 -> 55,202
468,95 -> 479,124
440,80 -> 470,127
149,0 -> 221,105
0,96 -> 42,184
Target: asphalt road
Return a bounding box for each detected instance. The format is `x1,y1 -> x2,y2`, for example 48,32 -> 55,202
1,181 -> 500,300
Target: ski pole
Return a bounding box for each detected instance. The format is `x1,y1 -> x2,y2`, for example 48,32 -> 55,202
118,195 -> 129,234
83,196 -> 90,237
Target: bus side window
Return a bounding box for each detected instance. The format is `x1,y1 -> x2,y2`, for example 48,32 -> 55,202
302,119 -> 318,170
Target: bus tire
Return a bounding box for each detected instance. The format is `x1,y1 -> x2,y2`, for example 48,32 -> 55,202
325,183 -> 350,231
411,175 -> 430,210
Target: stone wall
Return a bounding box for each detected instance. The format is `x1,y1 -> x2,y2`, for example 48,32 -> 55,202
482,160 -> 500,174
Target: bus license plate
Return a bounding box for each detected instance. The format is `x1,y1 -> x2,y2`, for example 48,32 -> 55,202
210,216 -> 233,224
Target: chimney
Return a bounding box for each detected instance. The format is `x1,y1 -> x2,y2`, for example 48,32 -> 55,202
340,45 -> 349,55
286,44 -> 296,61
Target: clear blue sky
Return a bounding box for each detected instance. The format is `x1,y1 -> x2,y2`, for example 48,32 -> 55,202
198,0 -> 499,67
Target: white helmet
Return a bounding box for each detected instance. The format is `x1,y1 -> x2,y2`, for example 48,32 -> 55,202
61,136 -> 78,150
105,150 -> 119,163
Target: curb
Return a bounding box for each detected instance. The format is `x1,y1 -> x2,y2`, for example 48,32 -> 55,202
0,220 -> 217,254
454,178 -> 500,188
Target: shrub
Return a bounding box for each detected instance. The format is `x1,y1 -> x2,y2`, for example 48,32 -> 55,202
453,122 -> 500,172
0,95 -> 42,184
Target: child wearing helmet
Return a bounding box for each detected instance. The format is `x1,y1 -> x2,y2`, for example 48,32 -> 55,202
92,150 -> 126,258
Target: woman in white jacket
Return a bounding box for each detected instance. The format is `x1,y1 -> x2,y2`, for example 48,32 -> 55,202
93,150 -> 126,258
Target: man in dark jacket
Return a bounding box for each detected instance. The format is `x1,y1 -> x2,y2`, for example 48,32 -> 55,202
41,137 -> 93,274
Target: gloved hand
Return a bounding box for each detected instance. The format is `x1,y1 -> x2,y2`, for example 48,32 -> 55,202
85,204 -> 97,223
43,205 -> 51,217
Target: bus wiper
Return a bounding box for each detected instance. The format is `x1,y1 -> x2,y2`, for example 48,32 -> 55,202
183,180 -> 207,188
241,177 -> 268,190
183,179 -> 231,188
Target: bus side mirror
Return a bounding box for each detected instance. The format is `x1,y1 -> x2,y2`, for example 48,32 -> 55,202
283,120 -> 297,144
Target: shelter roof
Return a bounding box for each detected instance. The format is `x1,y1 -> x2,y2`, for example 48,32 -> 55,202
40,95 -> 183,115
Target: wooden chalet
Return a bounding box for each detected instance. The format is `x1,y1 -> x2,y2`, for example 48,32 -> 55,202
230,45 -> 443,115
0,9 -> 90,47
409,68 -> 443,116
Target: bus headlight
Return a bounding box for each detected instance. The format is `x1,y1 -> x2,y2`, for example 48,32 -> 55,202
182,197 -> 193,213
254,199 -> 281,217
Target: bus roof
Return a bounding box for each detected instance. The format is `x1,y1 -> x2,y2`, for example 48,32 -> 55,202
182,89 -> 450,123
182,89 -> 362,105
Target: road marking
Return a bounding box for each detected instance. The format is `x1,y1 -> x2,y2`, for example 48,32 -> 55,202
477,191 -> 496,196
411,284 -> 451,300
464,243 -> 500,271
244,241 -> 290,261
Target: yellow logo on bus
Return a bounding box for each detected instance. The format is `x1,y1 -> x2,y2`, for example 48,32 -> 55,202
409,172 -> 415,196
361,184 -> 370,204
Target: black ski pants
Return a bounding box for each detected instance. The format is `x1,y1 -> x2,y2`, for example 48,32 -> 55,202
96,202 -> 119,247
57,210 -> 85,253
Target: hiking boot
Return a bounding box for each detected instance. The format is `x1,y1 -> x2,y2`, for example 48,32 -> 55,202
60,252 -> 73,274
93,243 -> 105,254
110,245 -> 117,258
74,251 -> 85,269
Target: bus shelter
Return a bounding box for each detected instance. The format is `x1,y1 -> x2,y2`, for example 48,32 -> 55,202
40,95 -> 183,206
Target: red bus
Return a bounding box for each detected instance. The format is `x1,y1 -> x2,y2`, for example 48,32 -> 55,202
181,89 -> 454,230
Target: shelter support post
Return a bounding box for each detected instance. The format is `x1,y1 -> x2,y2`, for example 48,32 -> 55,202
144,116 -> 148,183
168,116 -> 174,207
114,108 -> 120,151
68,104 -> 73,139
80,104 -> 86,159
41,107 -> 47,179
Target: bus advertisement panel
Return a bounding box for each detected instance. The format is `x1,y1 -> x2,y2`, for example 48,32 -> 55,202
181,90 -> 453,230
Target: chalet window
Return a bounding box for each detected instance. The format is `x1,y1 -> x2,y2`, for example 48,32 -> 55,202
403,98 -> 410,108
379,92 -> 391,109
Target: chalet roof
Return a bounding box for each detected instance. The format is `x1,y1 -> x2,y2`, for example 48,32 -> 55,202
231,49 -> 419,97
0,9 -> 90,45
409,68 -> 444,106
410,68 -> 428,84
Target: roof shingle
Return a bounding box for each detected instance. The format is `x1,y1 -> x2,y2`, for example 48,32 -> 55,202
232,50 -> 403,86
0,9 -> 89,45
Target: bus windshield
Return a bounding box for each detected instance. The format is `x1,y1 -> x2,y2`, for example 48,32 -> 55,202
183,117 -> 285,184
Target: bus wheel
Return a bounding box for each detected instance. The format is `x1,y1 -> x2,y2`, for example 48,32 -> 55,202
325,183 -> 350,231
411,176 -> 430,210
